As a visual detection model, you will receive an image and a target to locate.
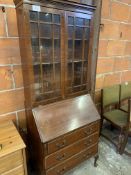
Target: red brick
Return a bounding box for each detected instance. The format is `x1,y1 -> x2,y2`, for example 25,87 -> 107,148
125,42 -> 131,55
0,11 -> 6,37
97,58 -> 114,74
107,40 -> 126,56
0,0 -> 14,5
111,2 -> 130,22
114,58 -> 129,71
98,40 -> 108,57
120,24 -> 131,40
103,73 -> 121,87
0,66 -> 13,90
95,76 -> 104,90
0,89 -> 25,115
121,71 -> 131,82
119,23 -> 128,40
101,0 -> 110,19
6,8 -> 18,37
13,66 -> 23,88
100,20 -> 120,39
0,38 -> 21,64
128,57 -> 131,69
129,8 -> 131,23
124,25 -> 131,40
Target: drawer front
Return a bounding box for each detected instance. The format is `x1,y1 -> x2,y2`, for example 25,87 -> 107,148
2,165 -> 24,175
46,144 -> 98,175
47,121 -> 100,154
45,133 -> 99,169
0,150 -> 23,174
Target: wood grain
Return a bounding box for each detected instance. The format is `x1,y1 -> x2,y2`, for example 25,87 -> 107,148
33,95 -> 100,143
0,121 -> 25,158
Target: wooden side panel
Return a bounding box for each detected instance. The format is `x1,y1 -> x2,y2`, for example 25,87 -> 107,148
91,0 -> 102,98
16,4 -> 35,108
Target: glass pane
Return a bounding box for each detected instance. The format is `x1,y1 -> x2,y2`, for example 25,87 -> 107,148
33,65 -> 41,84
68,40 -> 73,61
83,61 -> 88,84
40,24 -> 52,38
75,17 -> 84,26
30,23 -> 39,37
74,40 -> 82,60
31,38 -> 39,54
43,64 -> 53,92
29,11 -> 38,21
75,27 -> 83,39
85,19 -> 90,26
54,25 -> 60,39
39,12 -> 52,22
85,27 -> 90,39
55,63 -> 61,90
84,40 -> 89,60
74,62 -> 82,86
67,63 -> 73,88
32,52 -> 40,64
54,39 -> 60,62
41,39 -> 52,63
31,40 -> 40,64
68,16 -> 74,25
33,65 -> 42,101
68,26 -> 74,39
54,14 -> 60,23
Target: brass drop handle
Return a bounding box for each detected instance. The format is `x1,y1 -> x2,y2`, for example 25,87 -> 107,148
56,153 -> 66,161
57,167 -> 66,174
0,144 -> 2,151
56,140 -> 66,149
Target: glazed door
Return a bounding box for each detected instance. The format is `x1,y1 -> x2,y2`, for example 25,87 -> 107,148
65,11 -> 93,96
29,8 -> 64,102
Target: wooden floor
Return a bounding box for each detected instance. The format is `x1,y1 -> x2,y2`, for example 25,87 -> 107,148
29,137 -> 131,175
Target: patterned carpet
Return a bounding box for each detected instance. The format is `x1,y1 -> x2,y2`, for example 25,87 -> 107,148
65,137 -> 131,175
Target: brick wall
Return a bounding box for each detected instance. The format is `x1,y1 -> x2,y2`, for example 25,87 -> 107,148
0,0 -> 26,130
0,0 -> 131,129
95,0 -> 131,109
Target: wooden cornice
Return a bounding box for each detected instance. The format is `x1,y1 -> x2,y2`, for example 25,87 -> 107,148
13,0 -> 97,8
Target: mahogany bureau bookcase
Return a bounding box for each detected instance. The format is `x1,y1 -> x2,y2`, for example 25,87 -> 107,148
14,0 -> 101,174
32,95 -> 100,175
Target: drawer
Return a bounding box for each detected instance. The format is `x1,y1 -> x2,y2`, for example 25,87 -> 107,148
45,133 -> 99,169
46,144 -> 98,175
0,150 -> 23,174
47,121 -> 100,154
1,165 -> 24,175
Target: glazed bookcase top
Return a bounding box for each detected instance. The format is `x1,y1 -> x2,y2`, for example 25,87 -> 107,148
13,0 -> 97,7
